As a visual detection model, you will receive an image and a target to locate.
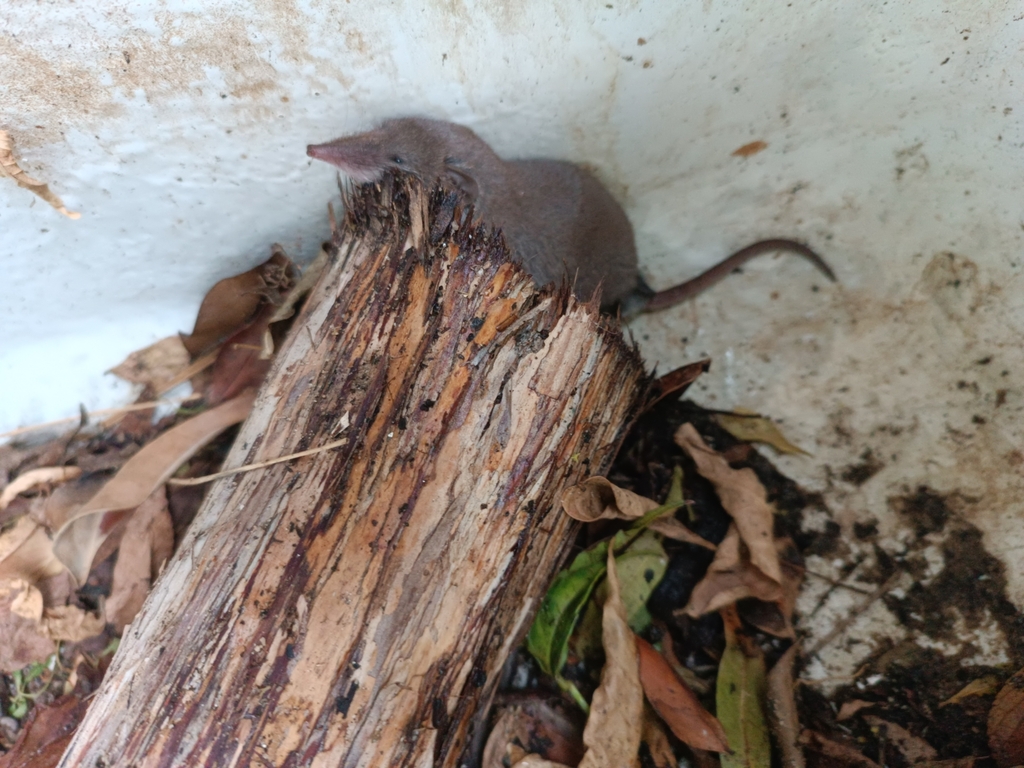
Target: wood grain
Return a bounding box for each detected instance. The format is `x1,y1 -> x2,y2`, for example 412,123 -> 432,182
59,176 -> 647,767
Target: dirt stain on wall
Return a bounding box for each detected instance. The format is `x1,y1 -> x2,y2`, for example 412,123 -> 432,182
1,0 -> 365,149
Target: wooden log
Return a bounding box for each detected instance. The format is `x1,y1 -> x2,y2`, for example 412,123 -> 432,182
59,176 -> 647,767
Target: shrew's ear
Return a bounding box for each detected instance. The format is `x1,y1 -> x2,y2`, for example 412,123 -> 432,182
443,158 -> 479,203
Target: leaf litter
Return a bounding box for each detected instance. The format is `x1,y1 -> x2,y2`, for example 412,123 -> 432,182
635,635 -> 728,752
988,666 -> 1024,768
717,606 -> 771,768
0,247 -> 321,762
713,409 -> 809,456
765,643 -> 803,768
3,232 -> 1021,768
576,547 -> 644,768
498,395 -> 1020,768
51,391 -> 255,585
674,423 -> 782,586
106,337 -> 191,395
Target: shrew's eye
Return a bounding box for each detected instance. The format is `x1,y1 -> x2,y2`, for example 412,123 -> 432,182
391,155 -> 405,165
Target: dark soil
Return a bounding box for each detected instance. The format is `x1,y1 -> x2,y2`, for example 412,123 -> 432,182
603,397 -> 1021,766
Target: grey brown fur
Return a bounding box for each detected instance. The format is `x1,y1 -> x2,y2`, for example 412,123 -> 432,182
307,117 -> 834,312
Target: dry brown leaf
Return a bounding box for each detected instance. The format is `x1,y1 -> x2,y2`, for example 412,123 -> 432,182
645,359 -> 711,410
30,473 -> 108,533
35,571 -> 75,611
106,488 -> 174,633
988,666 -> 1024,768
107,336 -> 191,393
510,757 -> 571,768
578,546 -> 643,768
52,392 -> 255,584
562,476 -> 658,523
939,675 -> 1000,707
266,246 -> 330,326
484,708 -> 530,768
0,516 -> 67,584
484,701 -> 584,768
205,302 -> 276,405
180,249 -> 296,358
0,467 -> 82,512
681,525 -> 782,617
641,703 -> 678,768
836,700 -> 875,721
154,351 -> 218,398
798,730 -> 881,768
0,131 -> 80,219
766,644 -> 804,768
674,424 -> 782,585
649,516 -> 718,551
0,690 -> 88,768
635,635 -> 728,752
0,443 -> 39,490
40,604 -> 104,642
714,411 -> 809,456
8,577 -> 44,621
737,538 -> 804,638
561,476 -> 716,550
863,716 -> 937,764
0,579 -> 55,672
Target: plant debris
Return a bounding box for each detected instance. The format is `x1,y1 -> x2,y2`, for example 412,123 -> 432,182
988,667 -> 1024,768
636,635 -> 728,752
2,223 -> 1021,767
0,246 -> 320,763
498,395 -> 1022,768
713,409 -> 809,456
717,606 -> 771,768
0,131 -> 80,219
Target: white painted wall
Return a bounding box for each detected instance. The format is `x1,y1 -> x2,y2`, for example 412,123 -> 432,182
3,0 -> 1023,678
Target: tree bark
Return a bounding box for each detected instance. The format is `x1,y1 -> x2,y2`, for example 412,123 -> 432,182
59,177 -> 647,767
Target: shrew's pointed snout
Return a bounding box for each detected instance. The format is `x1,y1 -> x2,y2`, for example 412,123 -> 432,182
306,143 -> 331,160
306,139 -> 387,183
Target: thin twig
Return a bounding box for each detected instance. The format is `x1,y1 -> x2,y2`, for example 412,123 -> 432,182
167,437 -> 350,486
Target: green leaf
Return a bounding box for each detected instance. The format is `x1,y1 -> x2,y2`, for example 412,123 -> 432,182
665,465 -> 684,506
572,529 -> 669,660
599,529 -> 668,633
629,500 -> 682,532
23,661 -> 46,683
529,516 -> 668,676
527,540 -> 611,679
101,637 -> 121,657
570,598 -> 603,664
717,623 -> 772,768
664,464 -> 698,524
9,698 -> 29,720
527,476 -> 677,712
